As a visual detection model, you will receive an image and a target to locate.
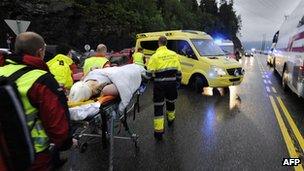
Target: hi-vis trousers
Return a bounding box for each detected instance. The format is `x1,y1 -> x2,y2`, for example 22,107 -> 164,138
153,81 -> 177,133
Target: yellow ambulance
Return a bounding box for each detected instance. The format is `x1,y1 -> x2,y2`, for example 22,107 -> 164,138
135,30 -> 244,91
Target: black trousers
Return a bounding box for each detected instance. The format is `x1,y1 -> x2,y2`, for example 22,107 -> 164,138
153,81 -> 178,118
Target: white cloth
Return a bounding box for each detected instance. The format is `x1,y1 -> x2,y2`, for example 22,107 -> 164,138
84,72 -> 111,85
69,102 -> 100,121
84,64 -> 145,112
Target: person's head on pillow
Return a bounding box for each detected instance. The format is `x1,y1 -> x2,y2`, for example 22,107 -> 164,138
69,81 -> 92,102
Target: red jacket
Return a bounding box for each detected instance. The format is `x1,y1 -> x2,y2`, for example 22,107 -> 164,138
0,54 -> 72,171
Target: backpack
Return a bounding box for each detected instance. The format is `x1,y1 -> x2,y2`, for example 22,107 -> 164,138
0,66 -> 36,171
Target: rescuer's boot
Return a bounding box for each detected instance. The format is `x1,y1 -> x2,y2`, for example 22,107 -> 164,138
154,116 -> 164,140
167,111 -> 175,127
154,132 -> 163,140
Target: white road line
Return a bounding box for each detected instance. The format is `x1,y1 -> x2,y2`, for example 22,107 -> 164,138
268,80 -> 272,84
272,87 -> 277,93
266,86 -> 271,93
264,80 -> 267,84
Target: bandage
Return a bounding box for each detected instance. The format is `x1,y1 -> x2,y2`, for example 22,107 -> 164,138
69,81 -> 92,102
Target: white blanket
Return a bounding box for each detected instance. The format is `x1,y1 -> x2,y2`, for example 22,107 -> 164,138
85,64 -> 145,112
69,102 -> 100,121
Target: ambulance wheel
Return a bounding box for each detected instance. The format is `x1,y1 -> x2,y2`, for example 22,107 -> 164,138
193,75 -> 207,93
223,87 -> 230,94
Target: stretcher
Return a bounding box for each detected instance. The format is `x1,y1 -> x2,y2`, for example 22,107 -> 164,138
69,91 -> 141,171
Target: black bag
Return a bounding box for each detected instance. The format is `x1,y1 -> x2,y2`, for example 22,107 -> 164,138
0,67 -> 36,171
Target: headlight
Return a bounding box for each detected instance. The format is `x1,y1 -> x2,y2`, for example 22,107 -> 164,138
209,66 -> 227,77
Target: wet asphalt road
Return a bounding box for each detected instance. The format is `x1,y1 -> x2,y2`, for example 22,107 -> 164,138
61,54 -> 304,171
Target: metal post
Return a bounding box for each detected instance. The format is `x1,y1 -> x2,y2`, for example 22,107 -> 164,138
109,114 -> 114,171
16,20 -> 21,35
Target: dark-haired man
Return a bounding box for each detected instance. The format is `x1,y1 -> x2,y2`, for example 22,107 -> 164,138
146,36 -> 182,140
46,44 -> 76,90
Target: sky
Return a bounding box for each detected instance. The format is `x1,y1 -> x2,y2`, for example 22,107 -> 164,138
233,0 -> 302,42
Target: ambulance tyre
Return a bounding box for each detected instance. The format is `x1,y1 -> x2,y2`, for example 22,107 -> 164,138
223,87 -> 230,94
193,75 -> 207,93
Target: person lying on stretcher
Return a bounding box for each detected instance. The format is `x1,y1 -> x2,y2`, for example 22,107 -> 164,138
68,64 -> 145,109
69,73 -> 118,103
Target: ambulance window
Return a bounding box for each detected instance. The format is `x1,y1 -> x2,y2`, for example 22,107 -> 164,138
140,41 -> 158,51
166,40 -> 176,51
176,40 -> 196,59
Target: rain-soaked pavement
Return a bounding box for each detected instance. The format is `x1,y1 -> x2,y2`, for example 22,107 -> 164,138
61,54 -> 304,170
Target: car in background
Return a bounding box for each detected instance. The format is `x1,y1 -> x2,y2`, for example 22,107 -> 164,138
108,48 -> 133,66
272,0 -> 304,98
244,51 -> 253,57
0,48 -> 11,54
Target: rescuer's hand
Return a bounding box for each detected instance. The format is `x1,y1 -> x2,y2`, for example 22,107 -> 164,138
72,138 -> 79,148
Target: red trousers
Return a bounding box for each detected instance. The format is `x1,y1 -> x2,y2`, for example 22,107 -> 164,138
28,151 -> 53,171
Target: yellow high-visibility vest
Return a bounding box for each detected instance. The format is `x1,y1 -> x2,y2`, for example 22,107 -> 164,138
83,57 -> 109,75
147,46 -> 181,73
0,63 -> 49,153
47,54 -> 74,89
132,52 -> 145,66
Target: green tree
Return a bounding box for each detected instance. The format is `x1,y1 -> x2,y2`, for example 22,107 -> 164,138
199,0 -> 218,15
219,0 -> 242,48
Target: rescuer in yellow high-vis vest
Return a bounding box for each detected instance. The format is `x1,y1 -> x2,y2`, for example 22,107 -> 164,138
145,36 -> 182,140
132,47 -> 145,66
0,32 -> 72,170
83,44 -> 111,75
47,47 -> 74,89
0,64 -> 49,152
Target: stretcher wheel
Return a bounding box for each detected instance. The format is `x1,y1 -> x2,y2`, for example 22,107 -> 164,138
134,139 -> 140,154
79,142 -> 88,153
132,134 -> 139,149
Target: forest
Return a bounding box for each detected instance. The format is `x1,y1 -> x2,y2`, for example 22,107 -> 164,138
0,0 -> 242,51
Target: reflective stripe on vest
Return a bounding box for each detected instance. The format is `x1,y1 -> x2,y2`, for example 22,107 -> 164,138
83,57 -> 109,75
0,64 -> 50,153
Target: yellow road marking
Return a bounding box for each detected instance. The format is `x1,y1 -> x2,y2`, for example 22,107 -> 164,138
272,87 -> 277,93
269,96 -> 303,171
277,97 -> 304,152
